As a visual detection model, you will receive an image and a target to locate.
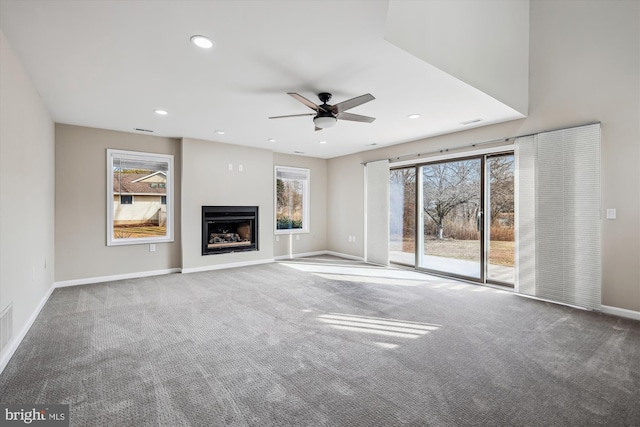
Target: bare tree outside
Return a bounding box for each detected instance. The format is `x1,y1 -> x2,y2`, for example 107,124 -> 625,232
276,178 -> 304,229
487,155 -> 515,280
422,160 -> 481,240
488,156 -> 515,227
389,168 -> 416,259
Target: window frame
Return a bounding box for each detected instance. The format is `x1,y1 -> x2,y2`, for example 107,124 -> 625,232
274,165 -> 310,235
107,149 -> 174,246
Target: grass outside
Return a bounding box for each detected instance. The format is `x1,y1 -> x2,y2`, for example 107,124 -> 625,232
390,236 -> 514,267
114,225 -> 166,239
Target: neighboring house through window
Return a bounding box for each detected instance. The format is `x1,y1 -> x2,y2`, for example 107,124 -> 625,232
275,166 -> 310,233
107,149 -> 174,245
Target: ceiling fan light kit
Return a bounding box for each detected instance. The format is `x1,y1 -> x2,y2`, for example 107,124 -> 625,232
314,115 -> 337,129
269,92 -> 375,131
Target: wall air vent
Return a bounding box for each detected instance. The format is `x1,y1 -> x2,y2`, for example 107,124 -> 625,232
134,128 -> 154,133
460,118 -> 483,125
0,303 -> 13,352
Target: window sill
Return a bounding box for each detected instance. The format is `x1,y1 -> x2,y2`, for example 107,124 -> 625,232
107,237 -> 174,246
275,229 -> 309,235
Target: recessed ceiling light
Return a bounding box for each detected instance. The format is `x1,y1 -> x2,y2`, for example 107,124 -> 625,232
190,35 -> 214,49
154,109 -> 168,116
408,114 -> 421,119
215,130 -> 225,135
268,138 -> 276,143
319,140 -> 327,144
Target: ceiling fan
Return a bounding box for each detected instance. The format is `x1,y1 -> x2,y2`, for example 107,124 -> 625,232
269,92 -> 375,131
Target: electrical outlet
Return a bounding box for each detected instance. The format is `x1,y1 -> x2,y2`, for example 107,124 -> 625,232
149,244 -> 156,252
238,165 -> 243,172
275,235 -> 279,242
228,163 -> 233,171
296,234 -> 300,240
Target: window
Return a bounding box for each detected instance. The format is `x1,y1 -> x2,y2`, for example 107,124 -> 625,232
107,149 -> 174,245
275,166 -> 309,233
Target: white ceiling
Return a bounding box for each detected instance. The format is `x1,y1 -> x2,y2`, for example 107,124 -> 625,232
0,0 -> 524,159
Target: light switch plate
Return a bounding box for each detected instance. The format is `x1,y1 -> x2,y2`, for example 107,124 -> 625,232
606,208 -> 616,220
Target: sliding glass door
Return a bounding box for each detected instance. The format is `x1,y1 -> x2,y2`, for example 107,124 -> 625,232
418,158 -> 483,280
486,154 -> 515,284
389,168 -> 416,266
389,152 -> 515,286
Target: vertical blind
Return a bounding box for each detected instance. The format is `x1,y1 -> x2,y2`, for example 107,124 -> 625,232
515,123 -> 601,310
365,159 -> 390,265
514,135 -> 536,296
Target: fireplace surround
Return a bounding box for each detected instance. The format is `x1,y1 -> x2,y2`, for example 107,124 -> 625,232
202,206 -> 258,255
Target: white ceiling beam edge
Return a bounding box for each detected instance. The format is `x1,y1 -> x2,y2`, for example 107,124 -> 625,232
384,0 -> 530,116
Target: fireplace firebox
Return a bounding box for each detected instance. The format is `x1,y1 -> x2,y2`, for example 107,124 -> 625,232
202,206 -> 258,255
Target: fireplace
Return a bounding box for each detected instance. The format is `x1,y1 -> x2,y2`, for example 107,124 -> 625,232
202,206 -> 258,255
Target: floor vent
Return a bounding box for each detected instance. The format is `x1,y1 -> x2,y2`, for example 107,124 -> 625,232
1,304 -> 13,352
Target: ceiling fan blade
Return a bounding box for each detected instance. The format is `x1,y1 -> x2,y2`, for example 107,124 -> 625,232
287,92 -> 322,111
330,93 -> 375,114
336,112 -> 376,123
269,113 -> 315,119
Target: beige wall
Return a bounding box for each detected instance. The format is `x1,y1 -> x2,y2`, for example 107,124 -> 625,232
0,30 -> 55,361
55,125 -> 182,281
327,154 -> 366,258
327,0 -> 640,312
273,153 -> 328,258
181,138 -> 274,270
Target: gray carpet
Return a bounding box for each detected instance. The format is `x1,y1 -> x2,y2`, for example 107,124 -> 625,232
1,256 -> 639,426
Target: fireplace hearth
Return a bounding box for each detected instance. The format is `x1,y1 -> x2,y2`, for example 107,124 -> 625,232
202,206 -> 258,255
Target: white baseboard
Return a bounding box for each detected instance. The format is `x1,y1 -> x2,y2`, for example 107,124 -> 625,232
325,251 -> 364,261
0,284 -> 55,375
601,305 -> 640,321
181,258 -> 273,274
274,250 -> 330,260
54,268 -> 182,288
274,250 -> 365,262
